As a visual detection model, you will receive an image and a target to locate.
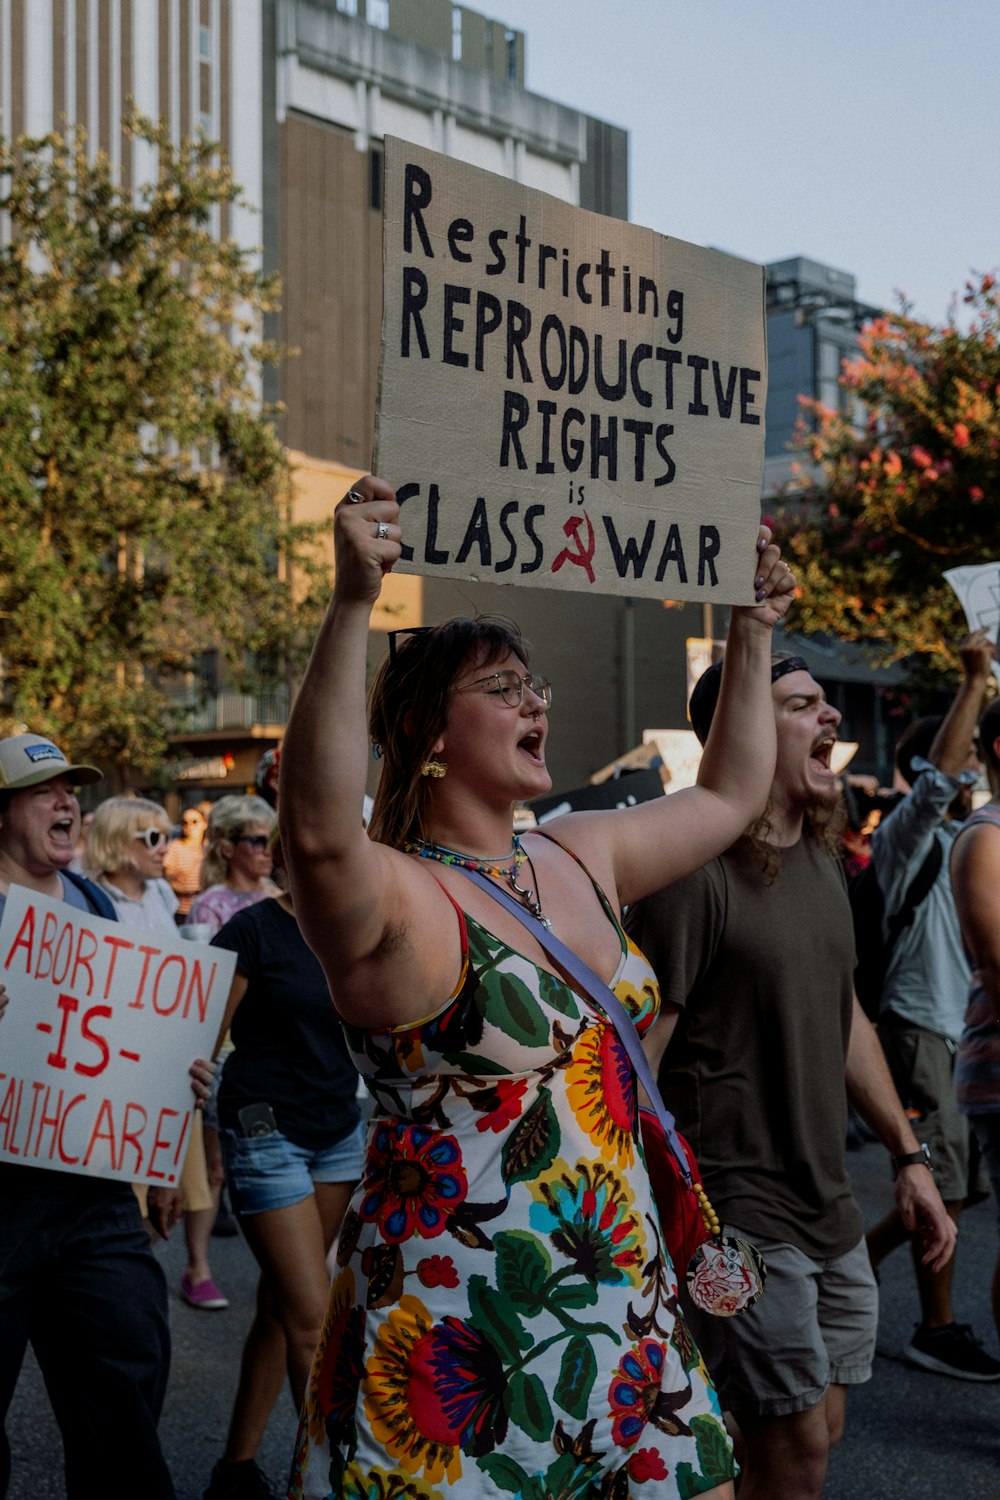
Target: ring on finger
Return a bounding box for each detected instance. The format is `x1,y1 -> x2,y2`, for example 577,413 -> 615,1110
347,489 -> 365,504
376,520 -> 390,541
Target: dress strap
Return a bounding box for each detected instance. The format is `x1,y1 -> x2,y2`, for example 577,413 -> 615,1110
430,875 -> 471,1000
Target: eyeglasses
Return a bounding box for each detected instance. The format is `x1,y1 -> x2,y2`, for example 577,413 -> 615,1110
135,828 -> 168,850
456,671 -> 552,709
233,834 -> 270,851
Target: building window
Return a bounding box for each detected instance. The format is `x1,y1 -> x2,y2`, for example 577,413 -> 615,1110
368,0 -> 389,28
370,148 -> 383,211
198,25 -> 212,62
452,5 -> 462,60
505,28 -> 517,80
336,0 -> 358,15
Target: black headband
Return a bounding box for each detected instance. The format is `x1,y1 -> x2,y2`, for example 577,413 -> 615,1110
688,655 -> 811,746
769,656 -> 809,684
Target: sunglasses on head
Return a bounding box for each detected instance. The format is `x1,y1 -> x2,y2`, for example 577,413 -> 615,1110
387,626 -> 434,663
135,827 -> 168,850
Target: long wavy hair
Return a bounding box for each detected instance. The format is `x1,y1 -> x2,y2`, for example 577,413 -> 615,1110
740,796 -> 847,884
367,616 -> 531,849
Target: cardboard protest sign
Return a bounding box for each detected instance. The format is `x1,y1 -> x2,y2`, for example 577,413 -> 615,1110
532,767 -> 666,823
944,563 -> 1000,686
0,888 -> 234,1186
376,137 -> 767,603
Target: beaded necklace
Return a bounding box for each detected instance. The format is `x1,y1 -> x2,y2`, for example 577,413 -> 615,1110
406,835 -> 551,929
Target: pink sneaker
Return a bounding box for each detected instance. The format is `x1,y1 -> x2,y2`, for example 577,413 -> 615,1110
180,1272 -> 229,1310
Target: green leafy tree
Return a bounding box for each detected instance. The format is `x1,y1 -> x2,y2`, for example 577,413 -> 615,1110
0,116 -> 326,779
775,274 -> 1000,684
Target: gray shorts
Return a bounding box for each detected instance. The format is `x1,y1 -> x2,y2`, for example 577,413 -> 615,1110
878,1013 -> 988,1203
683,1231 -> 878,1418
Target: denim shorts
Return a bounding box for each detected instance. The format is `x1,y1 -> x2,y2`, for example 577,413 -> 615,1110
219,1119 -> 366,1216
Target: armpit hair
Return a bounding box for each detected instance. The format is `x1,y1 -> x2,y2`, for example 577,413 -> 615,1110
377,918 -> 411,959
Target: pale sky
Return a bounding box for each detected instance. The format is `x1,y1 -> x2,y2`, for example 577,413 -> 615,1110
485,0 -> 1000,325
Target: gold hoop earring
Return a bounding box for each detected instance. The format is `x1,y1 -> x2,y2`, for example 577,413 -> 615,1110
420,759 -> 447,779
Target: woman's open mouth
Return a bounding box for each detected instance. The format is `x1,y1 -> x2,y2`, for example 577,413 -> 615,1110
518,727 -> 546,765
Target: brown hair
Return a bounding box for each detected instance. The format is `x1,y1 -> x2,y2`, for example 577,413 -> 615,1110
739,795 -> 847,883
368,616 -> 531,849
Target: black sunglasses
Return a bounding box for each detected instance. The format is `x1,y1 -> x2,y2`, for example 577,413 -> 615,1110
233,835 -> 270,851
387,626 -> 434,663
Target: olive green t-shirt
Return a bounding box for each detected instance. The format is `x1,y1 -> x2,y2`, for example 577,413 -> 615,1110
627,835 -> 862,1259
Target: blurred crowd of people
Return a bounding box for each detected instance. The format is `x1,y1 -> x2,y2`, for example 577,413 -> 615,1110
1,484 -> 999,1500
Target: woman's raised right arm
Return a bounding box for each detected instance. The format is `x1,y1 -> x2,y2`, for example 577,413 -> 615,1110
279,477 -> 405,976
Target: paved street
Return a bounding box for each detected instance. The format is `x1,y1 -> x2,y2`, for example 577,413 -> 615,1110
7,1139 -> 1000,1498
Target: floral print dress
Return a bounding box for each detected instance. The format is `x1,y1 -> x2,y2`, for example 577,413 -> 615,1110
289,877 -> 735,1500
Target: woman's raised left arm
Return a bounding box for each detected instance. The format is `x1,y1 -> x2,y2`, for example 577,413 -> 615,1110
549,526 -> 796,907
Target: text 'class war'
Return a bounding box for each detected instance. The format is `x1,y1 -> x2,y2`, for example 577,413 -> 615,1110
397,482 -> 724,588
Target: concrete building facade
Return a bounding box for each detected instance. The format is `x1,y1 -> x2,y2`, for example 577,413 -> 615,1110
1,0 -> 701,805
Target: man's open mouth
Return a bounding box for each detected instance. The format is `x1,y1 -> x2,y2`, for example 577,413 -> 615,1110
810,735 -> 836,771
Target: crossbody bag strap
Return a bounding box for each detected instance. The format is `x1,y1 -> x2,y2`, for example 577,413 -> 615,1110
459,866 -> 693,1185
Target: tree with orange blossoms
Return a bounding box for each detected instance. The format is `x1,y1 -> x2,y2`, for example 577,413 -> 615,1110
775,273 -> 1000,687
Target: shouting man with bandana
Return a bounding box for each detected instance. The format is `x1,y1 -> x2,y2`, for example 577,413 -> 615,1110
627,655 -> 955,1500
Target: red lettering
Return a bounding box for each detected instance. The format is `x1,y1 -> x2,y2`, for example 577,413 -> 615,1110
3,903 -> 35,972
171,1109 -> 192,1178
147,1108 -> 181,1181
119,1101 -> 148,1175
25,1080 -> 45,1154
69,927 -> 98,997
152,954 -> 186,1017
183,959 -> 216,1023
129,944 -> 162,1010
51,920 -> 74,986
101,933 -> 135,999
0,1075 -> 23,1154
76,1004 -> 112,1078
33,1084 -> 64,1160
47,993 -> 79,1070
57,1093 -> 86,1164
82,1097 -> 118,1170
36,910 -> 59,981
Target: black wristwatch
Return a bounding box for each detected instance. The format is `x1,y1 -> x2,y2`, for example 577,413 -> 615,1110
891,1143 -> 933,1179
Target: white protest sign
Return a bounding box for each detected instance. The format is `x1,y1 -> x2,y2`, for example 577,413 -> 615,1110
376,138 -> 766,603
944,563 -> 1000,686
0,888 -> 234,1186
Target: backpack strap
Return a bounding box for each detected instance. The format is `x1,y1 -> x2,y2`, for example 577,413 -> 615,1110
62,868 -> 117,921
884,838 -> 943,947
457,864 -> 695,1186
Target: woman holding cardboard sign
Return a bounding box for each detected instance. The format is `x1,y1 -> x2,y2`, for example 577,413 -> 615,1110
280,475 -> 796,1499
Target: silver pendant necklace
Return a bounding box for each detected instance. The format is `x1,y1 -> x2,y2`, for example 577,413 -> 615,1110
508,849 -> 551,929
